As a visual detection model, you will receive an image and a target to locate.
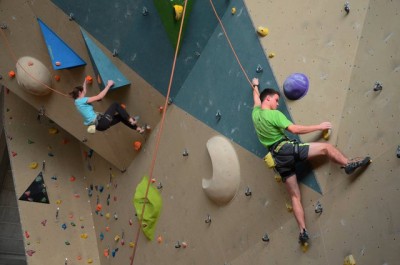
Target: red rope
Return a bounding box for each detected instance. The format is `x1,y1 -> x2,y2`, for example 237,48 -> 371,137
129,1 -> 189,264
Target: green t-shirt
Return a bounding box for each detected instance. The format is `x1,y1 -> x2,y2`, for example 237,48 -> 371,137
252,106 -> 293,148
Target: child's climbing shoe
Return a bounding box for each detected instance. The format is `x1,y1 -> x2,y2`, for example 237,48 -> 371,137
343,156 -> 371,174
298,229 -> 309,244
137,126 -> 145,134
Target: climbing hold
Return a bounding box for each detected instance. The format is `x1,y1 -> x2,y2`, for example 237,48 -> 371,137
114,235 -> 120,242
70,176 -> 76,182
29,162 -> 38,169
245,186 -> 252,196
257,26 -> 269,37
11,151 -> 17,157
0,23 -> 7,29
80,233 -> 88,239
215,110 -> 222,122
48,128 -> 59,134
25,230 -> 30,238
8,70 -> 15,78
62,223 -> 67,230
344,2 -> 350,14
54,75 -> 61,81
65,241 -> 70,245
157,235 -> 163,243
283,73 -> 309,100
85,75 -> 93,84
114,213 -> 118,220
268,53 -> 275,58
112,49 -> 118,57
133,141 -> 142,151
69,13 -> 75,21
157,182 -> 163,190
256,64 -> 263,73
322,129 -> 331,140
103,248 -> 109,257
55,61 -> 61,66
373,81 -> 383,91
175,241 -> 181,248
181,241 -> 188,248
315,201 -> 323,214
274,174 -> 282,183
96,204 -> 102,212
26,250 -> 36,256
111,248 -> 118,257
262,233 -> 270,242
142,7 -> 149,16
159,106 -> 164,113
202,136 -> 241,205
56,199 -> 62,205
182,148 -> 189,157
129,219 -> 133,225
42,160 -> 46,171
205,214 -> 211,224
286,202 -> 293,212
344,254 -> 356,265
151,178 -> 156,183
41,220 -> 47,226
28,139 -> 34,144
231,7 -> 236,15
129,242 -> 135,248
174,5 -> 184,21
397,145 -> 400,158
87,258 -> 93,263
167,97 -> 173,105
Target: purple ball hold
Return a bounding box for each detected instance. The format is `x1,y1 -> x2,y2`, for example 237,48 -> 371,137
283,73 -> 309,100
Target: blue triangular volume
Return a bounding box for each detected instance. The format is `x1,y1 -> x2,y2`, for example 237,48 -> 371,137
80,28 -> 130,90
37,18 -> 86,70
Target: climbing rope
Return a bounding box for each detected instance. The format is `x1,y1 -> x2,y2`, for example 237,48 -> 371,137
129,0 -> 189,264
0,28 -> 70,98
209,0 -> 257,93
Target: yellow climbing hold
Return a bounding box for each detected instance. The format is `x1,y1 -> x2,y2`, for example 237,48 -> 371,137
174,5 -> 183,21
274,174 -> 282,183
286,202 -> 293,212
105,213 -> 111,219
29,162 -> 38,169
129,241 -> 135,248
87,258 -> 93,264
80,233 -> 88,239
257,26 -> 269,37
268,53 -> 275,58
231,7 -> 236,15
323,129 -> 331,140
56,199 -> 62,205
344,255 -> 356,265
48,128 -> 58,134
114,235 -> 120,242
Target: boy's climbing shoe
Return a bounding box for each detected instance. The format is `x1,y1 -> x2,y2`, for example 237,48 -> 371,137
298,229 -> 309,244
343,156 -> 371,174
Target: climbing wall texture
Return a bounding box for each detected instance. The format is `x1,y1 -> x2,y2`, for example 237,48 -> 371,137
0,0 -> 399,264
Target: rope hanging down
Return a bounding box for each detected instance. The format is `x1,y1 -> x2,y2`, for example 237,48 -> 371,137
209,0 -> 257,92
129,0 -> 189,264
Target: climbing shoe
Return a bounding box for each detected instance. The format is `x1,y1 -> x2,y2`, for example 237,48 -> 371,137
343,156 -> 371,174
298,229 -> 309,244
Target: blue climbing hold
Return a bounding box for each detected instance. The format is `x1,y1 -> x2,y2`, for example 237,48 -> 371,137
283,73 -> 309,100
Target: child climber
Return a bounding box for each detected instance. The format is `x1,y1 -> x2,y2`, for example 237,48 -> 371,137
69,78 -> 144,134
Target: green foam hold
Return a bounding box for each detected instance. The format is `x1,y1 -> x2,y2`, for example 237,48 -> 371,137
133,176 -> 162,240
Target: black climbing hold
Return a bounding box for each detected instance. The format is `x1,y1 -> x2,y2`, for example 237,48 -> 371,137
396,145 -> 400,158
245,186 -> 252,196
373,81 -> 383,91
344,2 -> 350,14
205,214 -> 211,224
256,64 -> 263,73
315,201 -> 323,214
262,233 -> 270,242
142,7 -> 149,16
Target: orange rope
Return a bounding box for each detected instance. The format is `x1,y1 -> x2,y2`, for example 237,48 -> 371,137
129,0 -> 189,264
209,0 -> 259,94
0,28 -> 71,98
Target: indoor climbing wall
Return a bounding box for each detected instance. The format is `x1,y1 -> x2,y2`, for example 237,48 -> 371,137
0,0 -> 399,264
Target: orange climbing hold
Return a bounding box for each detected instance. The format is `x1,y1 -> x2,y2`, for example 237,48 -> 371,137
86,75 -> 93,84
120,103 -> 126,109
54,75 -> 61,81
96,204 -> 102,211
8,70 -> 15,78
133,141 -> 142,151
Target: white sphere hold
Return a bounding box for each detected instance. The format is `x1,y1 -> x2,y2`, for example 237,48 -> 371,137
16,56 -> 52,96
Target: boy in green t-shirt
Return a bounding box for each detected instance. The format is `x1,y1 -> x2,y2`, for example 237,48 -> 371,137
251,77 -> 370,244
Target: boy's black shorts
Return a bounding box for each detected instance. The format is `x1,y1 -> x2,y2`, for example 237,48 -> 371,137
270,141 -> 309,182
